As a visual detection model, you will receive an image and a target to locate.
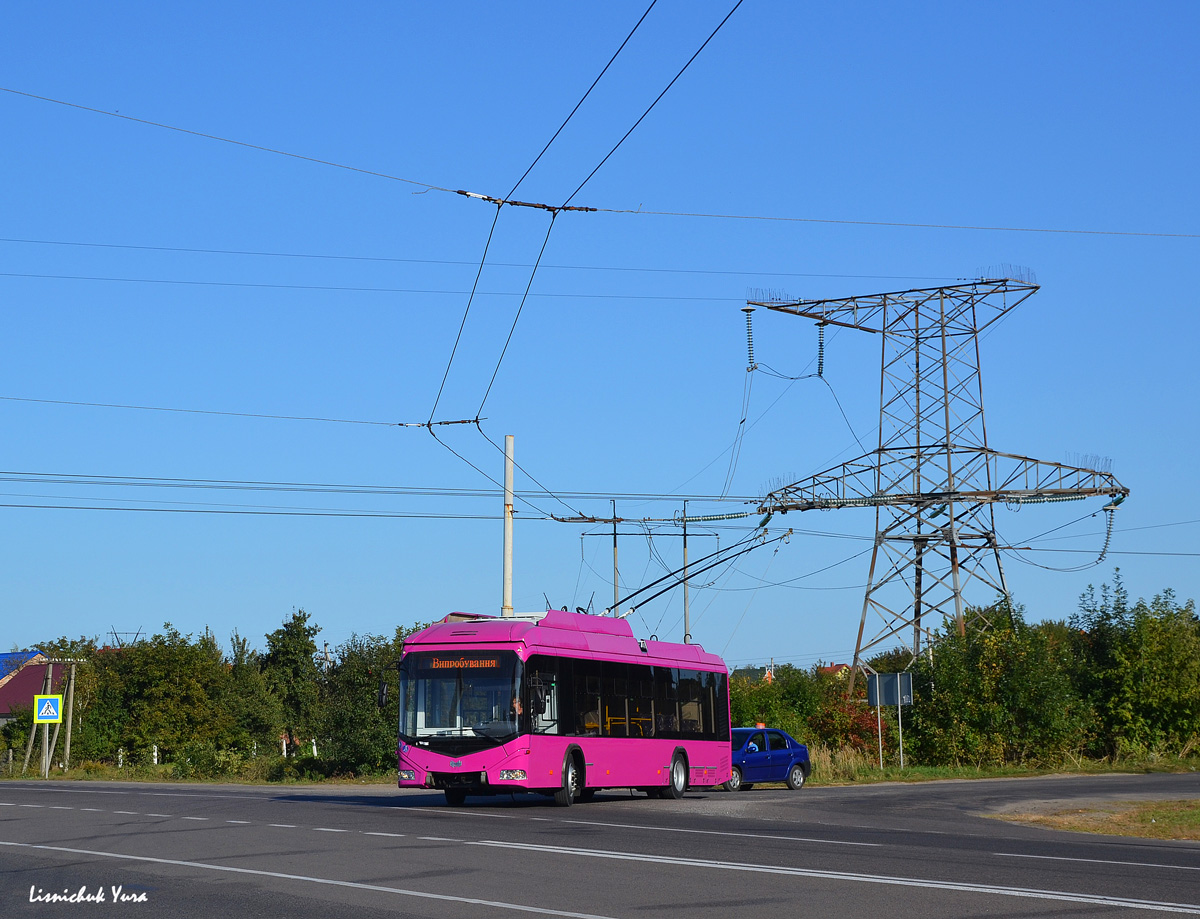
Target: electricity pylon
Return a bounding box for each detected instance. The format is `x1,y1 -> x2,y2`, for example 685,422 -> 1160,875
748,279 -> 1129,689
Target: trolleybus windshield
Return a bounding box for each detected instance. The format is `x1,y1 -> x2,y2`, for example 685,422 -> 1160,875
399,651 -> 523,745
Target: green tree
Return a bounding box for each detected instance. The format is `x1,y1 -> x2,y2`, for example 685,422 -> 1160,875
262,610 -> 322,756
223,631 -> 284,754
1071,579 -> 1200,756
119,625 -> 234,760
908,601 -> 1086,766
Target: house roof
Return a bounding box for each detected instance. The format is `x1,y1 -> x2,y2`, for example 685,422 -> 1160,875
0,652 -> 46,687
0,652 -> 52,716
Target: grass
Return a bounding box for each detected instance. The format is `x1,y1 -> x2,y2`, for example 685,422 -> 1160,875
804,744 -> 1200,787
0,758 -> 397,785
996,800 -> 1200,840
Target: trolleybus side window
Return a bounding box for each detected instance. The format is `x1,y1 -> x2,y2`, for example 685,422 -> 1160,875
574,659 -> 602,736
603,663 -> 629,737
629,676 -> 655,737
654,666 -> 679,734
528,662 -> 560,735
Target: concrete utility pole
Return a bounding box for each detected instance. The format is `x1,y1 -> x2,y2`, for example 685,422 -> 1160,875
22,664 -> 50,775
63,663 -> 76,771
501,434 -> 515,617
612,500 -> 619,617
682,501 -> 690,644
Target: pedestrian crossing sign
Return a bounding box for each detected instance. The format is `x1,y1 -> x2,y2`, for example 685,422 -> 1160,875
34,695 -> 63,724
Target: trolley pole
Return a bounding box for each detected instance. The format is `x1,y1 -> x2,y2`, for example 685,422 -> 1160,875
501,434 -> 514,618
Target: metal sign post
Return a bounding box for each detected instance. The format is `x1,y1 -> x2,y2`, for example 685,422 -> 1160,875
33,693 -> 63,779
867,673 -> 913,769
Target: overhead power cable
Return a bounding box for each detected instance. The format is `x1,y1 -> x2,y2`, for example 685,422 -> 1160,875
0,87 -> 456,195
0,395 -> 474,428
0,235 -> 961,282
0,502 -> 528,520
0,469 -> 761,503
0,270 -> 755,302
588,206 -> 1200,239
5,86 -> 1197,238
1011,547 -> 1200,558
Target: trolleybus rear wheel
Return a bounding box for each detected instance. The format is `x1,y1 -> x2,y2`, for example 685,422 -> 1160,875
665,752 -> 688,799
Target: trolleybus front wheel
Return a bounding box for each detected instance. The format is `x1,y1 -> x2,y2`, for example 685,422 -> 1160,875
554,755 -> 582,807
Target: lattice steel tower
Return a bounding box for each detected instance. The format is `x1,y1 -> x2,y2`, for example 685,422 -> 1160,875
748,280 -> 1129,686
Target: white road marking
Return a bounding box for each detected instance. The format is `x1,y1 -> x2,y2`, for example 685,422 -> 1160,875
269,824 -> 296,828
418,836 -> 460,842
561,818 -> 878,847
114,811 -> 139,815
471,840 -> 1200,915
181,816 -> 208,821
996,852 -> 1200,872
18,804 -> 43,808
227,820 -> 251,824
313,828 -> 347,833
48,806 -> 73,810
404,807 -> 516,819
146,814 -> 172,818
0,839 -> 620,919
362,831 -> 406,837
80,808 -> 103,812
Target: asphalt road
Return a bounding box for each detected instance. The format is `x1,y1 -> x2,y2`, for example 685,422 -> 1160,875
2,773 -> 1198,917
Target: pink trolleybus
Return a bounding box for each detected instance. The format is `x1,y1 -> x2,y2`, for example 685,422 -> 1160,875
393,609 -> 731,806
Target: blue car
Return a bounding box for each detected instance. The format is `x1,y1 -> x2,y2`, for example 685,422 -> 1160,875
725,727 -> 810,792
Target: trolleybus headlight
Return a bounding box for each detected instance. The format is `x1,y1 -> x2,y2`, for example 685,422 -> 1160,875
497,769 -> 527,781
398,769 -> 416,781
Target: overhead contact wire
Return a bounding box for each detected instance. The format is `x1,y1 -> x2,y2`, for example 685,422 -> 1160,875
560,0 -> 744,208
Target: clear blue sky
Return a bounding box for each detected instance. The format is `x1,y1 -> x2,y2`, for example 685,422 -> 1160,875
3,2 -> 1197,669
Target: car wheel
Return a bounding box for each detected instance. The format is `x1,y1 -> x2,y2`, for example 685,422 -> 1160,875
786,763 -> 807,790
554,756 -> 581,807
723,766 -> 743,792
664,752 -> 688,799
444,788 -> 467,806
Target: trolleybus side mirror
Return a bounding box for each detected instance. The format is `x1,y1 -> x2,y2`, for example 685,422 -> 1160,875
376,660 -> 399,708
